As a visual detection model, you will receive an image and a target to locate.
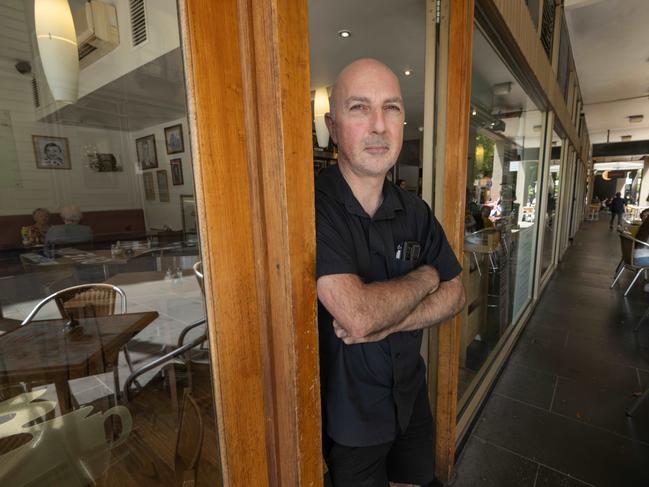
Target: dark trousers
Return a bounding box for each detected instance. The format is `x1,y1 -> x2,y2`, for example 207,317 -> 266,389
610,212 -> 623,227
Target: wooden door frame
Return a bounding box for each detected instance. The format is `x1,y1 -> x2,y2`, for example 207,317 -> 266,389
433,0 -> 474,482
179,0 -> 321,485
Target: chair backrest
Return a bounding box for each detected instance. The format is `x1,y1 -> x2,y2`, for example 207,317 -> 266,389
192,261 -> 204,295
174,390 -> 204,485
21,283 -> 127,325
619,232 -> 636,266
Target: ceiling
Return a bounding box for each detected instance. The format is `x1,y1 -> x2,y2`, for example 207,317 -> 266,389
564,0 -> 649,144
40,48 -> 187,131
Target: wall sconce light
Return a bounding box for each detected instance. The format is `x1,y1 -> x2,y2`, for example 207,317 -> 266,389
35,0 -> 79,104
314,87 -> 330,148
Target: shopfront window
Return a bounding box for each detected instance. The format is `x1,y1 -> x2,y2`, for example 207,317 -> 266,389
541,129 -> 563,277
459,27 -> 543,404
0,1 -> 221,484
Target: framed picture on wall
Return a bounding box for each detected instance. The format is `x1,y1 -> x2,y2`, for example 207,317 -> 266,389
32,135 -> 71,169
156,169 -> 170,202
136,134 -> 158,170
143,172 -> 155,201
180,194 -> 197,234
164,124 -> 184,154
170,158 -> 184,185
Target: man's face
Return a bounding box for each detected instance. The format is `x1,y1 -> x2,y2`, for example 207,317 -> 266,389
45,145 -> 62,160
326,61 -> 404,178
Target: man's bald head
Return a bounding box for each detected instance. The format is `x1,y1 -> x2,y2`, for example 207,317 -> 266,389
329,58 -> 402,120
324,58 -> 405,179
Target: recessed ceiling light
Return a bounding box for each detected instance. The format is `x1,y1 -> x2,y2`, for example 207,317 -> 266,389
629,114 -> 644,123
404,69 -> 412,76
418,126 -> 424,132
471,108 -> 477,116
621,135 -> 632,141
338,30 -> 351,38
403,121 -> 407,125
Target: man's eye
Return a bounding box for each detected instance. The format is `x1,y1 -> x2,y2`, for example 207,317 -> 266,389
385,105 -> 401,112
350,104 -> 367,111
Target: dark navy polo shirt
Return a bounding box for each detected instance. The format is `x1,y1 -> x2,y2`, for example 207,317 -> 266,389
316,164 -> 462,447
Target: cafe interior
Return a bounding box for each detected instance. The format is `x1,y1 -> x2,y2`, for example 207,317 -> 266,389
0,0 -> 592,485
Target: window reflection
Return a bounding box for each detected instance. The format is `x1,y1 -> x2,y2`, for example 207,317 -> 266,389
0,1 -> 221,485
459,28 -> 543,403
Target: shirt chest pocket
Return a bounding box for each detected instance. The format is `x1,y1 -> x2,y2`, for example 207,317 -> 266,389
387,257 -> 419,279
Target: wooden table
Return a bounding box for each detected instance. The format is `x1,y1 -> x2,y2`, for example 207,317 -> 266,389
0,311 -> 158,412
0,318 -> 20,335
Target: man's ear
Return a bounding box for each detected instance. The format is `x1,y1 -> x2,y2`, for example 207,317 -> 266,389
325,113 -> 337,144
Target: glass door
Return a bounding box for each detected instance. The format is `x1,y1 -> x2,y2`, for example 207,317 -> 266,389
0,1 -> 223,484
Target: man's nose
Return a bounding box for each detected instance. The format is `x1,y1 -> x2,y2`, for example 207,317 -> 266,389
369,108 -> 386,134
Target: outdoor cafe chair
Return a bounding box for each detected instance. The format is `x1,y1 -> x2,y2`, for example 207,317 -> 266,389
610,232 -> 649,296
20,283 -> 134,402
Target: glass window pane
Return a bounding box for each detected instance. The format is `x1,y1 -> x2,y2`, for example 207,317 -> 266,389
460,27 -> 543,404
0,1 -> 222,485
541,129 -> 563,277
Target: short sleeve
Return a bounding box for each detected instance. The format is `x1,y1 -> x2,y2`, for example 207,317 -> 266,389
316,197 -> 357,278
422,213 -> 462,282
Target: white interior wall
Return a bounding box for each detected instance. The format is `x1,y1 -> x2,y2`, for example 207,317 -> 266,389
0,2 -> 142,217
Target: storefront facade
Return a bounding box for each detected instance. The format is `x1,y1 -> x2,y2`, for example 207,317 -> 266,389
0,0 -> 589,485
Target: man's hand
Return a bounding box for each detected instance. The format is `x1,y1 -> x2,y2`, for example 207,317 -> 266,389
334,319 -> 390,344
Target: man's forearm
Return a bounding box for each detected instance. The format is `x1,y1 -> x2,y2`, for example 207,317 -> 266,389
393,277 -> 465,332
317,266 -> 439,338
335,276 -> 465,344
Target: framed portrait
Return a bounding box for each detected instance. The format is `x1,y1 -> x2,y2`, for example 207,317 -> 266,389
170,158 -> 184,185
156,169 -> 170,202
32,135 -> 71,169
164,124 -> 184,154
180,194 -> 197,234
136,134 -> 158,170
143,172 -> 155,201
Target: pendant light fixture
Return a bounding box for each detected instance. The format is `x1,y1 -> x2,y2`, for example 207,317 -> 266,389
35,0 -> 79,104
314,87 -> 330,148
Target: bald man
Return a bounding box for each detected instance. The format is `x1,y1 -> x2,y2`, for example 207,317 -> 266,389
316,59 -> 465,487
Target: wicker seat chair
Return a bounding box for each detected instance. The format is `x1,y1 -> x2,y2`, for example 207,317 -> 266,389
610,232 -> 649,296
20,283 -> 133,402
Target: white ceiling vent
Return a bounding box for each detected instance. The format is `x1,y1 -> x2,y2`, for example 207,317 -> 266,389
130,0 -> 148,47
621,135 -> 632,141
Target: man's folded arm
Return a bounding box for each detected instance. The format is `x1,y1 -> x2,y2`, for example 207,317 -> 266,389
317,265 -> 440,338
336,276 -> 465,344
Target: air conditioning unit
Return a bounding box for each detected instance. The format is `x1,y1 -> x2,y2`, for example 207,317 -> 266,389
73,1 -> 120,68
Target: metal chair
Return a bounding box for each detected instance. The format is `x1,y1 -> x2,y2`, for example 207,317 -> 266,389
610,232 -> 649,296
175,390 -> 204,487
464,228 -> 501,277
627,387 -> 649,417
192,261 -> 204,295
20,283 -> 134,402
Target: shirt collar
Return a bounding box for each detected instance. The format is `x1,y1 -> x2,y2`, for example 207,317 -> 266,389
317,164 -> 404,220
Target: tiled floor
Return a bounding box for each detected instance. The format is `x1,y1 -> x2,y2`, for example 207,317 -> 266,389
453,217 -> 649,487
